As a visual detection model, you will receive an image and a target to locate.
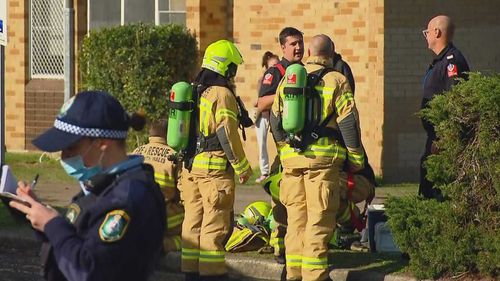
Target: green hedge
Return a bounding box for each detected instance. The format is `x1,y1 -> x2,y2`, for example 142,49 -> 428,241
79,23 -> 198,122
386,73 -> 500,279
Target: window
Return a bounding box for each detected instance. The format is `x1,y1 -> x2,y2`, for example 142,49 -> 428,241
30,0 -> 64,79
156,0 -> 186,26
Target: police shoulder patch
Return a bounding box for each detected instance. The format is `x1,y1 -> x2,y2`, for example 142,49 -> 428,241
65,203 -> 81,224
98,210 -> 130,242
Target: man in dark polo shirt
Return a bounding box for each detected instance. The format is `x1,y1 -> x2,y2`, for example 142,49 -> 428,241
420,15 -> 469,199
256,27 -> 304,120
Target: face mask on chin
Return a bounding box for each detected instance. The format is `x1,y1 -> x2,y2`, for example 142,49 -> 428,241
60,141 -> 104,182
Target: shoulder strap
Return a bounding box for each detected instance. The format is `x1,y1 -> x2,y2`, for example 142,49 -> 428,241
275,63 -> 286,76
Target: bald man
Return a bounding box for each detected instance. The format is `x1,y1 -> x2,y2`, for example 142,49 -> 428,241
271,34 -> 364,281
420,15 -> 469,199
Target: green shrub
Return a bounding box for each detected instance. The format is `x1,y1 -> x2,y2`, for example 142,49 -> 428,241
79,23 -> 198,148
386,73 -> 500,279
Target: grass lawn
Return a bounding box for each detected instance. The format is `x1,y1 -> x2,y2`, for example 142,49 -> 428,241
5,152 -> 74,184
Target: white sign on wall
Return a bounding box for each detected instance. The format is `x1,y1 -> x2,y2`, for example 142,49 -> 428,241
0,0 -> 7,46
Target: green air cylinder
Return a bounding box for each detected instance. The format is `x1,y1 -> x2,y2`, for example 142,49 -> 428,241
282,64 -> 307,134
167,82 -> 193,151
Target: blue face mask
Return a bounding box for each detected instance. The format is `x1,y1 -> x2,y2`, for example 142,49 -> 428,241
60,142 -> 103,182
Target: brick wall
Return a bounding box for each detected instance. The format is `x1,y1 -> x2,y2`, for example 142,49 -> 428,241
230,0 -> 385,176
186,0 -> 231,54
383,0 -> 500,182
25,80 -> 64,150
5,0 -> 28,151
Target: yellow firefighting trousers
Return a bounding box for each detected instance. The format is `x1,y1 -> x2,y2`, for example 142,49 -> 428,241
281,160 -> 343,281
180,169 -> 235,276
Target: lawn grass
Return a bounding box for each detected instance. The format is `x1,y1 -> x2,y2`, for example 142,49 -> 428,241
375,183 -> 418,198
5,152 -> 73,184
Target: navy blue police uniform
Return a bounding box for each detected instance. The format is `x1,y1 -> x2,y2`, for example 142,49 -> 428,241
40,159 -> 165,281
30,91 -> 166,281
420,43 -> 469,198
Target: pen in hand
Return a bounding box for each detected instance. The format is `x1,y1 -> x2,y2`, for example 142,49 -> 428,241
31,174 -> 39,191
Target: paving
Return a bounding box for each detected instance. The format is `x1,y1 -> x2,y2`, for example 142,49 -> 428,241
0,182 -> 414,281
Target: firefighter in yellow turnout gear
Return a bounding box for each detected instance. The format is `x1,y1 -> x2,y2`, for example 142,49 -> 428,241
270,34 -> 365,281
180,40 -> 253,281
132,120 -> 184,252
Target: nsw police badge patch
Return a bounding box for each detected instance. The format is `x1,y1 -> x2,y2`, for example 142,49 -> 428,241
99,210 -> 130,242
65,203 -> 81,225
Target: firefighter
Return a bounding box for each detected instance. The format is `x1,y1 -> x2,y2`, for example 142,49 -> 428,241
180,39 -> 253,281
259,26 -> 305,265
133,119 -> 184,252
271,34 -> 364,281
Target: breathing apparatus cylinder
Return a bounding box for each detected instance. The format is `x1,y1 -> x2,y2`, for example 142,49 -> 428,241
281,64 -> 307,135
167,81 -> 193,152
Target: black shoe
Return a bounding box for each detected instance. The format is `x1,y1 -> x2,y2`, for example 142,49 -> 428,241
185,272 -> 201,281
274,253 -> 286,264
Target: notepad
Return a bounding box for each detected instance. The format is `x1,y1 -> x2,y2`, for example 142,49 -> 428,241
0,165 -> 29,204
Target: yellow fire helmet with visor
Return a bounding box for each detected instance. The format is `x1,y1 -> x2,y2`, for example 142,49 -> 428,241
201,39 -> 244,78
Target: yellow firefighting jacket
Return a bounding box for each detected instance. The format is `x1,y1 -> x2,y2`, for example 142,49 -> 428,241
192,86 -> 251,176
133,137 -> 184,229
133,137 -> 179,201
271,55 -> 365,170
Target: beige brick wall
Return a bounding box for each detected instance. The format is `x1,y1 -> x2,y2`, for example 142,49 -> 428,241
5,0 -> 85,151
5,0 -> 27,151
383,0 -> 500,182
230,0 -> 385,176
186,0 -> 231,54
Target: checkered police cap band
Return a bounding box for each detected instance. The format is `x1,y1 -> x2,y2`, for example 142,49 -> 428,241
54,119 -> 128,139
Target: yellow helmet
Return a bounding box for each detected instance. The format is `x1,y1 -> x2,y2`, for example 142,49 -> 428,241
262,167 -> 282,201
202,39 -> 243,77
241,201 -> 272,225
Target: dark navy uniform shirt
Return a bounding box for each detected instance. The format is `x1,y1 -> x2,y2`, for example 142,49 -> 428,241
258,58 -> 292,98
42,157 -> 166,281
421,43 -> 469,138
333,53 -> 355,95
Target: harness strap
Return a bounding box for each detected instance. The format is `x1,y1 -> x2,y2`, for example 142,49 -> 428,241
167,100 -> 195,111
275,63 -> 286,76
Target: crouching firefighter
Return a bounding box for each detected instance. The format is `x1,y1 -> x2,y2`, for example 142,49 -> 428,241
270,34 -> 365,281
166,39 -> 253,281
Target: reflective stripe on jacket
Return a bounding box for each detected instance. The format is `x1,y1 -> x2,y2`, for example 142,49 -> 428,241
192,86 -> 250,175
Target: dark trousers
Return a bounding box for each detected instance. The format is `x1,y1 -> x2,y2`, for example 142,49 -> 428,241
419,135 -> 441,199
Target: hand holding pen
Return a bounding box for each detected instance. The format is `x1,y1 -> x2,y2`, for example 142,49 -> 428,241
31,174 -> 39,191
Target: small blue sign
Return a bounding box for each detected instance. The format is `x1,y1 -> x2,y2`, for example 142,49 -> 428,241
0,19 -> 3,33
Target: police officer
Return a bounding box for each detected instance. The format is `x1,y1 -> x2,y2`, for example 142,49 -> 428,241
271,34 -> 364,281
133,119 -> 184,252
420,15 -> 469,199
181,40 -> 252,281
258,26 -> 304,265
9,91 -> 166,281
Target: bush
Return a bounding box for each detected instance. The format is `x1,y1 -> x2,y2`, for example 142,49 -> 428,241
79,23 -> 198,147
386,73 -> 500,279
